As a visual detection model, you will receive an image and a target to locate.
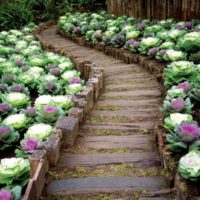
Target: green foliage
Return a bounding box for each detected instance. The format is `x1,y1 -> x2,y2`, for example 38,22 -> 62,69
0,0 -> 105,30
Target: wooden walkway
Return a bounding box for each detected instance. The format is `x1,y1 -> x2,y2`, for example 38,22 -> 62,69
38,25 -> 172,200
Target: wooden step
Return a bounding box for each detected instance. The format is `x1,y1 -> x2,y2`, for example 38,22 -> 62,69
105,83 -> 160,91
58,152 -> 160,167
76,135 -> 151,150
90,109 -> 157,116
82,123 -> 155,132
47,176 -> 167,195
102,90 -> 161,98
96,99 -> 160,107
105,73 -> 154,81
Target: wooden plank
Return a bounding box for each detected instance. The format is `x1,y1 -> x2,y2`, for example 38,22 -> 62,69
96,99 -> 159,107
82,122 -> 156,131
47,176 -> 167,195
89,109 -> 157,116
107,0 -> 200,20
58,152 -> 160,167
102,90 -> 161,98
105,83 -> 160,91
139,198 -> 168,200
76,135 -> 151,149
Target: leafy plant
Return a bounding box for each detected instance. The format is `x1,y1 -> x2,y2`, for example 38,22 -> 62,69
179,150 -> 200,181
0,158 -> 30,188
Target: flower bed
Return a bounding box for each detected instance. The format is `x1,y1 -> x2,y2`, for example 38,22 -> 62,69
0,22 -> 104,199
57,11 -> 200,199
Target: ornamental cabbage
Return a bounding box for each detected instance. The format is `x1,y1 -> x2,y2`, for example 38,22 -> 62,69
0,126 -> 20,150
168,29 -> 185,40
139,37 -> 161,54
25,123 -> 53,140
17,72 -> 37,88
161,97 -> 193,116
34,95 -> 52,110
159,41 -> 175,49
50,95 -> 74,111
0,186 -> 22,200
58,61 -> 74,71
179,150 -> 200,181
61,70 -> 80,82
164,61 -> 196,88
166,122 -> 200,152
0,158 -> 30,187
165,87 -> 186,100
3,114 -> 30,130
164,113 -> 193,132
163,49 -> 187,62
36,105 -> 64,123
28,56 -> 47,67
126,31 -> 140,40
1,92 -> 30,108
65,83 -> 83,94
178,32 -> 200,52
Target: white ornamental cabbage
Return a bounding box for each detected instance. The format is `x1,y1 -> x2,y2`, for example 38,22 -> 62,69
25,123 -> 53,140
28,67 -> 44,75
163,49 -> 187,61
65,83 -> 83,94
179,150 -> 200,181
61,70 -> 80,81
51,95 -> 73,111
164,113 -> 193,131
58,62 -> 73,70
0,157 -> 30,186
2,92 -> 30,108
35,95 -> 52,109
41,74 -> 58,82
3,114 -> 29,129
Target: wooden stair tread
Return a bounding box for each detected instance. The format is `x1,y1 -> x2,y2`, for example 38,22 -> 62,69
76,135 -> 151,149
47,176 -> 167,195
58,152 -> 160,167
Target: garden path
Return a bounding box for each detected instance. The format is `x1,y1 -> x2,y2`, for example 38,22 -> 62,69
38,25 -> 172,200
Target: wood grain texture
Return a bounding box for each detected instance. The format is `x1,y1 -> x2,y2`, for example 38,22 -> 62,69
107,0 -> 200,20
47,176 -> 167,194
76,135 -> 151,149
58,152 -> 160,167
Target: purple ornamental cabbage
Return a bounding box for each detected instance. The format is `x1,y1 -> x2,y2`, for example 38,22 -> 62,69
10,84 -> 22,92
0,190 -> 12,200
70,77 -> 81,84
15,60 -> 23,66
0,104 -> 12,115
178,123 -> 200,142
44,105 -> 58,113
126,39 -> 135,45
23,138 -> 39,152
137,23 -> 146,30
149,47 -> 158,55
23,107 -> 36,117
171,98 -> 185,110
177,82 -> 190,93
0,84 -> 7,92
45,82 -> 56,91
49,68 -> 61,76
3,75 -> 15,84
21,66 -> 30,72
113,34 -> 121,42
185,21 -> 192,29
176,25 -> 183,30
133,41 -> 140,47
0,126 -> 10,138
